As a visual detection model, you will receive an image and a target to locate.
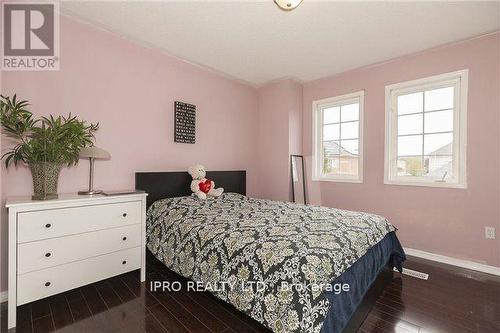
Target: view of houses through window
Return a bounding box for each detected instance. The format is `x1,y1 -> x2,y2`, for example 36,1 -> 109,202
313,91 -> 363,182
385,70 -> 467,187
396,86 -> 454,179
322,103 -> 360,176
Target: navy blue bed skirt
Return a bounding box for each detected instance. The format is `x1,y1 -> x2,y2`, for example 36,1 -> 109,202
320,231 -> 406,333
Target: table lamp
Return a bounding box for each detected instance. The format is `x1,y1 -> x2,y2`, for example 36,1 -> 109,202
78,146 -> 111,195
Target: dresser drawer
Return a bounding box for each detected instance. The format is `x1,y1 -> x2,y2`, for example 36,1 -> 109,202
17,201 -> 141,243
18,224 -> 142,274
17,246 -> 141,305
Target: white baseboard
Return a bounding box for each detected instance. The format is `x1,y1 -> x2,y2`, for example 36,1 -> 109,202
404,247 -> 500,277
0,291 -> 7,303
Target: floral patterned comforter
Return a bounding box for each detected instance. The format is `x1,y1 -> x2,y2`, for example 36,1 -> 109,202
146,193 -> 396,333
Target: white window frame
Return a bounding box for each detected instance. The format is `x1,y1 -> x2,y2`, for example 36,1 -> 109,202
384,70 -> 468,189
312,91 -> 364,183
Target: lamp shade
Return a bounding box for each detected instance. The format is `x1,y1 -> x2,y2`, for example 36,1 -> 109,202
79,146 -> 111,159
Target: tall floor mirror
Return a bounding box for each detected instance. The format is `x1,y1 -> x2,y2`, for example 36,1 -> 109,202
290,155 -> 307,204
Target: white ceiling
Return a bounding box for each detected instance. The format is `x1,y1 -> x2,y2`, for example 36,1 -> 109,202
61,1 -> 500,86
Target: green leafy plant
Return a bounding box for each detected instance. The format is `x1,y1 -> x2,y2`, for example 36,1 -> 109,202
0,94 -> 99,167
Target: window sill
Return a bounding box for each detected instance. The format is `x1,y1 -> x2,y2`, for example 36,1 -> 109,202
384,179 -> 467,189
312,177 -> 363,184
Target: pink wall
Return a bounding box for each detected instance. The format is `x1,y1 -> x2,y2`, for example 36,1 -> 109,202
256,79 -> 302,201
302,32 -> 500,267
288,81 -> 303,157
0,16 -> 259,291
287,81 -> 304,199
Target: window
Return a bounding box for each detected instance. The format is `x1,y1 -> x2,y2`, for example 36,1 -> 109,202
312,91 -> 364,182
385,70 -> 468,188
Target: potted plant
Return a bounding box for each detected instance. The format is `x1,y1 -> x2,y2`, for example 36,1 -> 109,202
0,95 -> 99,200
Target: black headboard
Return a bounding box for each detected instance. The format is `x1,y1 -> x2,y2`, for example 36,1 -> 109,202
135,170 -> 246,208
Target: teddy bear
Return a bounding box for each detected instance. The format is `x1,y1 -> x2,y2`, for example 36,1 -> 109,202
187,164 -> 224,199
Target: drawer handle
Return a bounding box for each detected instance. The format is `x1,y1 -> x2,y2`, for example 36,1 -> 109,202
122,236 -> 127,241
45,252 -> 51,257
122,213 -> 127,217
45,223 -> 51,228
45,282 -> 51,287
122,260 -> 127,265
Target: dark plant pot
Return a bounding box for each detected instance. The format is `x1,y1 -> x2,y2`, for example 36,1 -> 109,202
29,162 -> 63,200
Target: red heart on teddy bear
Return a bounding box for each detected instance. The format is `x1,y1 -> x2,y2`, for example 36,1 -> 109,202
198,179 -> 212,194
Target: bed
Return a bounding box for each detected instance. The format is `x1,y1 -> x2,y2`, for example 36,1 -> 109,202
136,170 -> 405,333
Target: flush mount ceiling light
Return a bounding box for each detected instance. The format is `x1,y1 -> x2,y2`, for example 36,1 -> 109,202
274,0 -> 303,11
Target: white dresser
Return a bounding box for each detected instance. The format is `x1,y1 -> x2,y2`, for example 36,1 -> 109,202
6,193 -> 147,329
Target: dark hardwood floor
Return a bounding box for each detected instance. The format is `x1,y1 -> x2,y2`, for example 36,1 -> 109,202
1,255 -> 499,333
